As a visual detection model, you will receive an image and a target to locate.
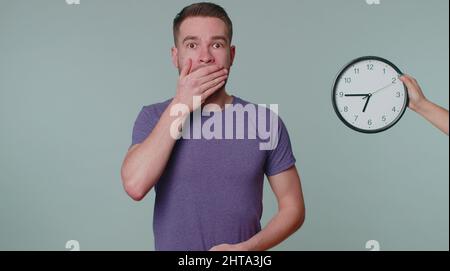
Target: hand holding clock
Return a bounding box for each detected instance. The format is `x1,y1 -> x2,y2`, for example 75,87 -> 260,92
400,74 -> 449,135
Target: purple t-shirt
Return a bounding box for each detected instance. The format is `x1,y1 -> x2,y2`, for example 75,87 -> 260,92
131,95 -> 296,251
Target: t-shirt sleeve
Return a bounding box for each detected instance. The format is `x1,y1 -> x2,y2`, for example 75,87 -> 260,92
131,105 -> 158,147
264,116 -> 296,177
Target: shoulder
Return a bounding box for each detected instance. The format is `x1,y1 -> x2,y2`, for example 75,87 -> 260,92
233,95 -> 287,126
139,97 -> 173,119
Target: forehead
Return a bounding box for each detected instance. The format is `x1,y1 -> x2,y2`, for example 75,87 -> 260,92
178,16 -> 228,40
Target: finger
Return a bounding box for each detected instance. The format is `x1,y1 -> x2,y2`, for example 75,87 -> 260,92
399,73 -> 410,80
198,68 -> 228,85
399,75 -> 407,83
189,64 -> 223,78
201,80 -> 226,102
399,74 -> 412,84
401,76 -> 416,91
199,75 -> 228,93
401,74 -> 420,89
404,74 -> 418,85
180,58 -> 192,78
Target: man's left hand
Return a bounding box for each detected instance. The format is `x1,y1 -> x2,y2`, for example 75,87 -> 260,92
209,243 -> 248,251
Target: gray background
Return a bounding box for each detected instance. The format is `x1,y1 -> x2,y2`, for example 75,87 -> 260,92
0,0 -> 448,250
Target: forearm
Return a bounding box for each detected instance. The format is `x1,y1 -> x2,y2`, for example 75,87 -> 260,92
415,100 -> 449,135
121,100 -> 188,200
242,206 -> 305,251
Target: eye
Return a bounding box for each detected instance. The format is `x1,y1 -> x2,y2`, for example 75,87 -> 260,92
212,43 -> 223,49
187,43 -> 197,49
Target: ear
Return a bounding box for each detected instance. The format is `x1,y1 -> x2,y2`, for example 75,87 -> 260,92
171,47 -> 179,69
230,45 -> 236,66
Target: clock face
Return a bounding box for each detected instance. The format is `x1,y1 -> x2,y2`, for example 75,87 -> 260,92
332,56 -> 409,133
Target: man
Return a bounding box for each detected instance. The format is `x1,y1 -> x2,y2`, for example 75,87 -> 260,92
121,2 -> 305,251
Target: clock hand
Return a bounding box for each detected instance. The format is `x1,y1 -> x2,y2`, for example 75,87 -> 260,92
345,94 -> 369,97
362,94 -> 372,112
368,81 -> 396,96
361,78 -> 400,112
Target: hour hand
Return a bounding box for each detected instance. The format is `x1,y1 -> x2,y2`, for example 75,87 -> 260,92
362,94 -> 372,112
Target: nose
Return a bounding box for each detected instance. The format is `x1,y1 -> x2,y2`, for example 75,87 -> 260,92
199,46 -> 214,64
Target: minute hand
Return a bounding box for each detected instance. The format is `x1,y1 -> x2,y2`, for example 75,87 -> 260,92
363,82 -> 396,99
345,94 -> 369,97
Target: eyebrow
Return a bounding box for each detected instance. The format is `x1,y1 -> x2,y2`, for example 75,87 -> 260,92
182,35 -> 229,44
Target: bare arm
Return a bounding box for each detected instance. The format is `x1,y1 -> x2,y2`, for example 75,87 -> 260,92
120,102 -> 188,201
400,74 -> 449,135
210,166 -> 305,251
121,59 -> 229,201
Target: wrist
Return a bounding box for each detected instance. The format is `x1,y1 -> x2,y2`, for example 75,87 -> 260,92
171,96 -> 181,106
411,98 -> 430,114
241,237 -> 260,251
172,96 -> 197,114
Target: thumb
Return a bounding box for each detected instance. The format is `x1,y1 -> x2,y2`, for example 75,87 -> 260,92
180,58 -> 192,77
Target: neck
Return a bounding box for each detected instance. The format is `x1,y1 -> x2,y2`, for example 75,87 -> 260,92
202,87 -> 233,111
